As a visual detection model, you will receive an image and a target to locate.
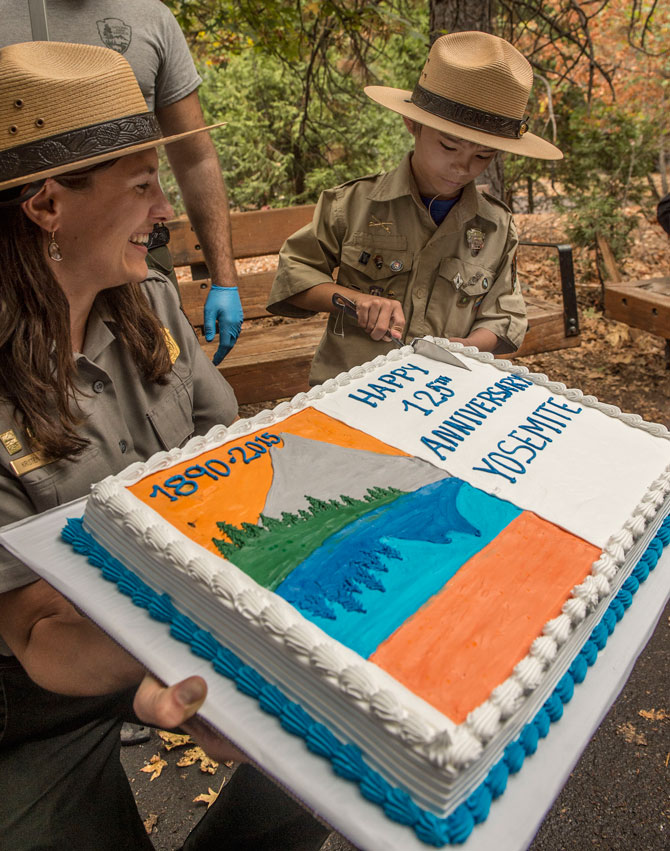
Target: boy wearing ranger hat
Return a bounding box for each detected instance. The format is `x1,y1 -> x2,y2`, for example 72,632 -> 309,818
268,31 -> 563,385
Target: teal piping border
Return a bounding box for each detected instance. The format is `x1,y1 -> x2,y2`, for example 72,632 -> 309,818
62,515 -> 670,846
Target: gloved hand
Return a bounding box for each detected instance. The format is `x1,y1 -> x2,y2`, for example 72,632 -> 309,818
204,285 -> 243,365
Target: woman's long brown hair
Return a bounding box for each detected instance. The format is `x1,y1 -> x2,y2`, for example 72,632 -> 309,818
0,179 -> 172,459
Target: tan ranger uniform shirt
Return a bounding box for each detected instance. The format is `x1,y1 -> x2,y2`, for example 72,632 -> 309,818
268,152 -> 526,385
0,275 -> 237,651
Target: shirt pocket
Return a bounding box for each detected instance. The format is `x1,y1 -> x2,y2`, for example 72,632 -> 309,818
146,362 -> 195,451
338,234 -> 413,297
18,443 -> 114,513
423,257 -> 498,337
436,257 -> 497,307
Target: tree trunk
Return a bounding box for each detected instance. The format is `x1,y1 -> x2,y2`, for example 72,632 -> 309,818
430,0 -> 493,43
476,155 -> 505,201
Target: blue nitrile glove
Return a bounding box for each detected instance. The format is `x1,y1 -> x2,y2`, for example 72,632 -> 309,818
204,285 -> 243,365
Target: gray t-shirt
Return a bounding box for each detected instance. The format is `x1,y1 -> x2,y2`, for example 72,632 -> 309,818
0,0 -> 201,110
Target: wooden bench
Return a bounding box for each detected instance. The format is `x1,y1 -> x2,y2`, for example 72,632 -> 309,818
598,235 -> 670,366
168,207 -> 580,404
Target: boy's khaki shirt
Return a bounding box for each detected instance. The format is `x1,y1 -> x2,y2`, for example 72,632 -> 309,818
268,153 -> 526,385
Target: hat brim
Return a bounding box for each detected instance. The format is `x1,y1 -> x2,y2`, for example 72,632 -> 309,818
365,86 -> 562,161
0,121 -> 227,192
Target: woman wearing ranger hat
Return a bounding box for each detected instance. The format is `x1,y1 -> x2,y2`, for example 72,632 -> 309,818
0,42 -> 329,851
268,31 -> 563,385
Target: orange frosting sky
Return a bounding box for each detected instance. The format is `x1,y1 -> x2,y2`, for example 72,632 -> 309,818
370,511 -> 600,723
129,408 -> 408,554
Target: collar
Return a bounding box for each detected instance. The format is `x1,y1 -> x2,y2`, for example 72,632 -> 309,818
367,152 -> 501,230
79,297 -> 117,363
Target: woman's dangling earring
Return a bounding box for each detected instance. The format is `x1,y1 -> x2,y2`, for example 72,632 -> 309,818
48,231 -> 62,262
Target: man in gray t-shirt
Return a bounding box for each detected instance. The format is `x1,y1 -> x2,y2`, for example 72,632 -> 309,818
1,0 -> 243,363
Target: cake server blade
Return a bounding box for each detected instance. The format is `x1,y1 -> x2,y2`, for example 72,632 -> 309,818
332,292 -> 471,371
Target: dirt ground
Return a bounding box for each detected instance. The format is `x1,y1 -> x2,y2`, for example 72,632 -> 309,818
123,208 -> 670,849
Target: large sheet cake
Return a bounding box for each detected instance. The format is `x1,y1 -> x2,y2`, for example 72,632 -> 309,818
67,341 -> 670,845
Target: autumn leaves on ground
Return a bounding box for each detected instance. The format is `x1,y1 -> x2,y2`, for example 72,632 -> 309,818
516,207 -> 670,426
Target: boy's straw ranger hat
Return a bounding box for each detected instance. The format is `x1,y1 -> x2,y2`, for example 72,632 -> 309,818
365,31 -> 562,160
0,41 -> 225,192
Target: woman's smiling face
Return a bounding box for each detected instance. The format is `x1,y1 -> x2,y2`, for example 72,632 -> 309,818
51,149 -> 173,289
404,119 -> 498,199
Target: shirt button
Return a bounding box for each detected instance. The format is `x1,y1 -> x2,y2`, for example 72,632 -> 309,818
415,287 -> 426,298
119,439 -> 128,454
92,380 -> 105,393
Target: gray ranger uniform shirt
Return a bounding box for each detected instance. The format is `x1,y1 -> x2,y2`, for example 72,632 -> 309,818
0,275 -> 237,654
0,0 -> 200,111
268,152 -> 526,385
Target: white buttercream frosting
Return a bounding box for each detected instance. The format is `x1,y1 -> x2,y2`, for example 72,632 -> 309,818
83,341 -> 670,788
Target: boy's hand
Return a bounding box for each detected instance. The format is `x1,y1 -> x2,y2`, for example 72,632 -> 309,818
353,293 -> 405,342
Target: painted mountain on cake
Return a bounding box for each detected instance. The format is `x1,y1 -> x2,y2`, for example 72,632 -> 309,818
261,432 -> 451,515
213,434 -> 526,657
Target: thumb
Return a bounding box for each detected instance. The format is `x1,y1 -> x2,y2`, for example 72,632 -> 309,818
134,674 -> 207,729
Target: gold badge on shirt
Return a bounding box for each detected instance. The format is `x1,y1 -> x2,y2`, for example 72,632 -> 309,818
162,328 -> 180,364
0,429 -> 22,456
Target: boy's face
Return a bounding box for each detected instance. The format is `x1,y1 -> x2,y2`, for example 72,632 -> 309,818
404,119 -> 497,199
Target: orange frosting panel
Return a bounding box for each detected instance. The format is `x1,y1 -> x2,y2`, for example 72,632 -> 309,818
129,408 -> 408,555
370,511 -> 600,724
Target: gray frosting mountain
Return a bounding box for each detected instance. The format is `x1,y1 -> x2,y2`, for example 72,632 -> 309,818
261,432 -> 450,518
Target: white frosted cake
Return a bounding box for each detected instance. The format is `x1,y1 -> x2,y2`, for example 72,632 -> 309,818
69,341 -> 670,845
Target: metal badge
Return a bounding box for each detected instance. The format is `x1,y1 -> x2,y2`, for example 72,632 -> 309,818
162,327 -> 180,364
373,255 -> 384,270
368,215 -> 392,234
466,228 -> 485,256
358,251 -> 371,266
453,272 -> 465,290
482,278 -> 490,290
369,285 -> 384,296
390,260 -> 404,273
0,429 -> 22,456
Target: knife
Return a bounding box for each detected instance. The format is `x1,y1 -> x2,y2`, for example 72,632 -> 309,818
332,292 -> 471,371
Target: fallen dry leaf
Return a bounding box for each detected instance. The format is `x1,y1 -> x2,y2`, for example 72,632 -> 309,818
177,746 -> 219,774
143,813 -> 159,834
158,730 -> 193,750
140,754 -> 168,781
193,786 -> 220,808
638,709 -> 669,722
616,721 -> 648,746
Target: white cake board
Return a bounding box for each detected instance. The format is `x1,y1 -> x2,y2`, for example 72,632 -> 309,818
2,498 -> 669,851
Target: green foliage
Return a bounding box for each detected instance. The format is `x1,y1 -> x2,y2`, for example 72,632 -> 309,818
503,88 -> 659,261
555,98 -> 658,259
163,0 -> 426,209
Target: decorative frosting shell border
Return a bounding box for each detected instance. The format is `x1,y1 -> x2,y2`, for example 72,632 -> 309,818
87,342 -> 670,776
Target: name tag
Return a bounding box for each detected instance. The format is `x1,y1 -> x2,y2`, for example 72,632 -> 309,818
10,451 -> 53,476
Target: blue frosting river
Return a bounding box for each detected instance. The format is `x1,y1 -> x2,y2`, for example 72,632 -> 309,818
276,478 -> 521,657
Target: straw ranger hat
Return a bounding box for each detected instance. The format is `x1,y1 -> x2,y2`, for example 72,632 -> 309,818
365,31 -> 562,160
0,41 -> 225,193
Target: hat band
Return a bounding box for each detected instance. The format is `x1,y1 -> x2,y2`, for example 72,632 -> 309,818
0,112 -> 161,182
409,84 -> 529,140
